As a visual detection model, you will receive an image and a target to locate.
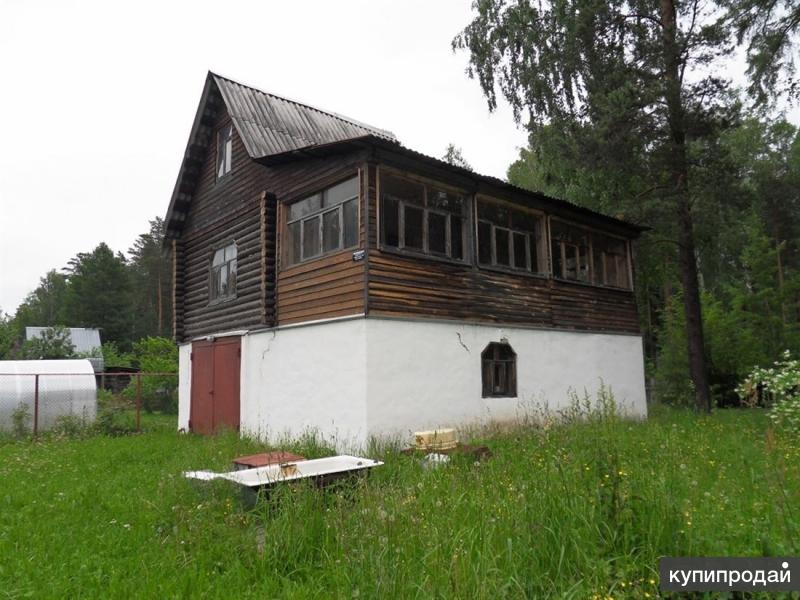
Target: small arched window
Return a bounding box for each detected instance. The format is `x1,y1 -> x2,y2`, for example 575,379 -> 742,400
481,342 -> 517,398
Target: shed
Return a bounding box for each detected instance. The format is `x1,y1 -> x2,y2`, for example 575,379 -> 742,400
0,359 -> 97,432
25,327 -> 104,372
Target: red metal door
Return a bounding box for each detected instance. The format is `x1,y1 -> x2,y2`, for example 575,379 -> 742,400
211,337 -> 240,432
190,341 -> 215,434
190,337 -> 240,434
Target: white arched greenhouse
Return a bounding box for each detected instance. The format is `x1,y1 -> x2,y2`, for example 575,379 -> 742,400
0,360 -> 97,432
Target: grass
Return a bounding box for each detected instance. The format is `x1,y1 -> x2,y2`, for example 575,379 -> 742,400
0,403 -> 798,599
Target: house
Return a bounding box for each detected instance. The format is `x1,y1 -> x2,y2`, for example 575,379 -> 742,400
165,72 -> 647,447
25,327 -> 104,372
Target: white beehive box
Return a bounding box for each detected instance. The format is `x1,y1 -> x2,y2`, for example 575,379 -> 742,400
413,428 -> 458,451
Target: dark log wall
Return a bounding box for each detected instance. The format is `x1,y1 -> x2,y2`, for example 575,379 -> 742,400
177,120 -> 639,338
177,103 -> 367,339
180,111 -> 272,340
364,163 -> 641,335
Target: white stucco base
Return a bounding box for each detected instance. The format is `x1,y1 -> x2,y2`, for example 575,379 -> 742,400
177,343 -> 192,431
178,317 -> 647,450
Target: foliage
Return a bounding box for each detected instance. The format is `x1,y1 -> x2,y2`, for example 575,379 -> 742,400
723,0 -> 800,104
64,243 -> 134,349
0,310 -> 16,360
93,397 -> 138,437
20,326 -> 76,360
739,351 -> 800,433
128,218 -> 173,339
441,143 -> 472,170
122,337 -> 179,414
100,342 -> 133,368
453,0 -> 744,410
0,407 -> 798,597
12,270 -> 69,332
52,414 -> 90,439
5,217 -> 173,357
10,402 -> 30,438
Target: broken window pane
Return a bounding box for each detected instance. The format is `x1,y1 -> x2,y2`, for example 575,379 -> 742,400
287,221 -> 301,266
404,206 -> 424,249
382,195 -> 399,247
451,216 -> 464,260
428,187 -> 464,214
513,232 -> 528,270
303,216 -> 321,259
495,228 -> 510,266
322,209 -> 340,253
478,221 -> 492,264
383,172 -> 424,206
428,212 -> 447,254
343,199 -> 358,248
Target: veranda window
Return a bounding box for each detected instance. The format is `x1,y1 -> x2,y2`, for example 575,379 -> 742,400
284,176 -> 359,266
380,171 -> 467,261
550,220 -> 631,289
477,199 -> 545,273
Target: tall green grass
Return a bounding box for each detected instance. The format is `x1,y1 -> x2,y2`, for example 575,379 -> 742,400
0,403 -> 797,598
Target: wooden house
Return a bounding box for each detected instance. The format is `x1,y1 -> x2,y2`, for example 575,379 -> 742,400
165,72 -> 647,445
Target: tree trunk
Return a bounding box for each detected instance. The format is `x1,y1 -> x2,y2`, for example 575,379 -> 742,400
661,0 -> 712,412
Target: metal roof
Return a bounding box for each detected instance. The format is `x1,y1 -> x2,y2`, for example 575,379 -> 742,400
212,73 -> 396,159
25,327 -> 102,354
164,72 -> 646,240
266,134 -> 647,236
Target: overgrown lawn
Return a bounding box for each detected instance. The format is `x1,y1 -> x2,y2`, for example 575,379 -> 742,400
1,406 -> 798,598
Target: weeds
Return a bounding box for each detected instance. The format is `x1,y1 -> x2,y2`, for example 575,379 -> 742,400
10,402 -> 30,438
0,403 -> 797,598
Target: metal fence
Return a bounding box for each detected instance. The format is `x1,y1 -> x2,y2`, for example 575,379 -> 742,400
0,372 -> 178,436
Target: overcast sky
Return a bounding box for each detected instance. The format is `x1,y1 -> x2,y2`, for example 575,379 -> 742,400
0,0 -> 796,316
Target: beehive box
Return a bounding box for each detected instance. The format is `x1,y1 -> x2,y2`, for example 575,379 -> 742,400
413,428 -> 458,451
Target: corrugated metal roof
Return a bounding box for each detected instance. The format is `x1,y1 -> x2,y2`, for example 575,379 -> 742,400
25,327 -> 102,354
212,73 -> 396,158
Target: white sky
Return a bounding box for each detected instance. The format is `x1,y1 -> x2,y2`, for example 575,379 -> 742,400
0,0 -> 797,315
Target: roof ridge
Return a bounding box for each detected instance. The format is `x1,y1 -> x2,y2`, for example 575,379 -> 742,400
209,71 -> 396,141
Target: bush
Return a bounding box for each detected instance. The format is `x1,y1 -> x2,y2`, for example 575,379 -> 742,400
122,337 -> 178,414
11,402 -> 30,438
738,351 -> 800,433
93,400 -> 137,436
52,414 -> 90,438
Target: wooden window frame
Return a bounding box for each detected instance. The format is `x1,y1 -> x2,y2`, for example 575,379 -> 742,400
216,124 -> 233,181
481,342 -> 517,398
549,217 -> 633,290
378,167 -> 470,264
476,196 -> 547,276
208,241 -> 237,305
282,175 -> 360,268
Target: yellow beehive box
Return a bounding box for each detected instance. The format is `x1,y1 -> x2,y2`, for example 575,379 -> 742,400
414,428 -> 458,451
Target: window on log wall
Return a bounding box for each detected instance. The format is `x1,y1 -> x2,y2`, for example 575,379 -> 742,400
283,176 -> 359,267
216,124 -> 233,180
481,342 -> 517,398
477,198 -> 546,274
550,220 -> 631,289
380,171 -> 467,262
209,242 -> 237,304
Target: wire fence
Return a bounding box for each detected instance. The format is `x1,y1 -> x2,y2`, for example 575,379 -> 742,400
0,372 -> 178,436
